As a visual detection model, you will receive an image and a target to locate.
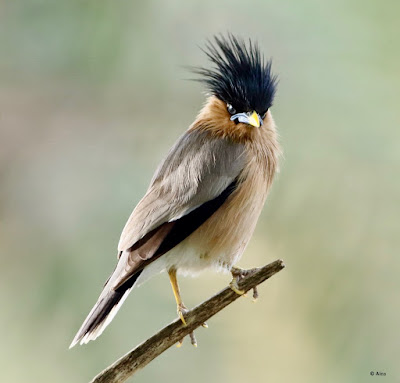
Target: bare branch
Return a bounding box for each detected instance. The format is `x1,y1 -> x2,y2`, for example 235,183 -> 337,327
90,259 -> 285,383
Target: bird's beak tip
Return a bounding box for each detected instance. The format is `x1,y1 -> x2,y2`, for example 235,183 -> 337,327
247,111 -> 261,128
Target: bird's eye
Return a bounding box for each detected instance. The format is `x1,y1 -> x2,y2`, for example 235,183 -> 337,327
227,104 -> 236,115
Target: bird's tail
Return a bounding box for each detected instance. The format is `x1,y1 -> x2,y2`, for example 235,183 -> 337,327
69,270 -> 141,348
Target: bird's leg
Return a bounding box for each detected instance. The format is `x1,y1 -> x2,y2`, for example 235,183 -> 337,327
168,268 -> 188,326
230,266 -> 260,301
168,268 -> 206,347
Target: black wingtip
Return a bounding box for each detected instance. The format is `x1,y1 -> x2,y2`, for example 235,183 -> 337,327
69,270 -> 142,348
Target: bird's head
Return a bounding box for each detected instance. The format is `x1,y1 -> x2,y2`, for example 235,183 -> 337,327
191,34 -> 278,141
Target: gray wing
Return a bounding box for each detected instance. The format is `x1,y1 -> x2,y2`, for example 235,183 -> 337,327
118,129 -> 246,252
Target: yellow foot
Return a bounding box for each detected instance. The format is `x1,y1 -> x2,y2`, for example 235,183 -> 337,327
177,304 -> 188,326
175,304 -> 204,347
229,279 -> 245,295
177,304 -> 207,328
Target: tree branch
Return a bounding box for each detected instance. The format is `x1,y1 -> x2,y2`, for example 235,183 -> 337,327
90,259 -> 285,383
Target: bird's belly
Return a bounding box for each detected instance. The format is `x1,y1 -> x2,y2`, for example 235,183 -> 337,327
135,243 -> 214,286
168,174 -> 267,274
137,167 -> 268,286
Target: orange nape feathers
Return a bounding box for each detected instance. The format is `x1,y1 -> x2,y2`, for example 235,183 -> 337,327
189,96 -> 275,144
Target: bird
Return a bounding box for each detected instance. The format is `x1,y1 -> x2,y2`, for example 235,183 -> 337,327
70,34 -> 281,349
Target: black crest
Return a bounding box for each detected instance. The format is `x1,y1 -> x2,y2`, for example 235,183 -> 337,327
193,34 -> 278,115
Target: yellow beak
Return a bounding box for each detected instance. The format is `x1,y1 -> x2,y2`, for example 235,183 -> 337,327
230,110 -> 262,127
247,111 -> 261,128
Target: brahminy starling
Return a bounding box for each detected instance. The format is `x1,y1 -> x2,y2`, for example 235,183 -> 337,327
70,34 -> 280,348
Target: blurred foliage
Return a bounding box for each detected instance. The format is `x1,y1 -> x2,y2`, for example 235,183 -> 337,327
1,0 -> 399,382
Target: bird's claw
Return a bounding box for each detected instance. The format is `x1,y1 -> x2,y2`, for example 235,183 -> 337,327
177,304 -> 207,328
189,332 -> 197,347
176,333 -> 197,347
176,331 -> 199,348
229,279 -> 245,295
177,304 -> 188,326
252,285 -> 259,302
230,266 -> 260,299
176,339 -> 184,348
175,304 -> 204,347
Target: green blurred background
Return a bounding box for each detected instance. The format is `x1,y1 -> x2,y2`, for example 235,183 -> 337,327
1,0 -> 399,382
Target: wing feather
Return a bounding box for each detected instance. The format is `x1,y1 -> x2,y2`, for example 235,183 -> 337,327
113,178 -> 239,290
118,130 -> 246,252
